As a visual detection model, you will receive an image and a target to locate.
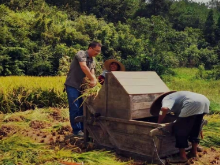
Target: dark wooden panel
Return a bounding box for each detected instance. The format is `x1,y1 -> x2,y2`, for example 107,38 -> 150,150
131,108 -> 152,119
106,73 -> 130,119
85,83 -> 106,116
130,94 -> 162,119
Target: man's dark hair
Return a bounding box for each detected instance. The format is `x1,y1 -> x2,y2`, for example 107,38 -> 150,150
88,41 -> 102,49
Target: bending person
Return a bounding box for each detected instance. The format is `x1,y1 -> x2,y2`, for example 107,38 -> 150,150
151,91 -> 210,163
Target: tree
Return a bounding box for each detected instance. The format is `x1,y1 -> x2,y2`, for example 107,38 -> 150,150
81,0 -> 141,23
204,9 -> 216,46
215,16 -> 220,43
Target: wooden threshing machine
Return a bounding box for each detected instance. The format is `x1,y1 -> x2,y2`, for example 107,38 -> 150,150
82,71 -> 201,162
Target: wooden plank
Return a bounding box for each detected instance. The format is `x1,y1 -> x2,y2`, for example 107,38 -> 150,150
118,79 -> 170,85
113,132 -> 154,156
123,86 -> 170,95
112,71 -> 160,78
132,102 -> 152,110
131,108 -> 152,119
111,71 -> 170,94
105,121 -> 153,135
131,94 -> 161,103
85,117 -> 179,160
86,83 -> 106,116
100,116 -> 159,127
106,73 -> 130,119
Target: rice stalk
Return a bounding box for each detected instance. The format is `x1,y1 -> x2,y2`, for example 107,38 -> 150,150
75,78 -> 102,107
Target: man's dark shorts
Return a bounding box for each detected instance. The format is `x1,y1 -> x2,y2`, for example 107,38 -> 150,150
173,114 -> 204,148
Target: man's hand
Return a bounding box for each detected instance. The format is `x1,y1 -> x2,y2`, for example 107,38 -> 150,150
89,76 -> 97,87
158,107 -> 169,123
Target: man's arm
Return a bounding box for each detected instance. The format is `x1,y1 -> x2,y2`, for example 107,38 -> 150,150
158,107 -> 169,123
91,68 -> 95,75
79,62 -> 97,87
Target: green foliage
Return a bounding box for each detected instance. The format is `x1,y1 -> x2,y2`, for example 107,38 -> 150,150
204,10 -> 216,45
0,0 -> 220,75
169,1 -> 209,30
196,64 -> 220,80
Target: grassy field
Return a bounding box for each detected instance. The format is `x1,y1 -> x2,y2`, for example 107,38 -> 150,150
0,76 -> 67,113
0,68 -> 220,164
0,108 -> 130,165
162,68 -> 220,113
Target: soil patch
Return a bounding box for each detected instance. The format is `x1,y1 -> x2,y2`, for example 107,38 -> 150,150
0,124 -> 18,139
50,108 -> 68,122
29,120 -> 51,129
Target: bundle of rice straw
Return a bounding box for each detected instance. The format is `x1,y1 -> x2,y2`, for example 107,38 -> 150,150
75,77 -> 102,106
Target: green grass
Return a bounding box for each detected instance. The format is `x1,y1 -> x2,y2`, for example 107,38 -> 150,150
0,134 -> 129,165
162,68 -> 220,113
202,114 -> 220,147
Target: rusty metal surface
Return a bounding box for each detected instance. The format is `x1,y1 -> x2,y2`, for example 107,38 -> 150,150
111,71 -> 170,94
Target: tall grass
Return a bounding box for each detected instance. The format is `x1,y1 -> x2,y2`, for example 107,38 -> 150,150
162,68 -> 220,113
0,135 -> 127,165
202,114 -> 220,147
0,76 -> 67,113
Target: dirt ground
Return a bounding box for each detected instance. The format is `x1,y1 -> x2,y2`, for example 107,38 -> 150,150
0,109 -> 220,165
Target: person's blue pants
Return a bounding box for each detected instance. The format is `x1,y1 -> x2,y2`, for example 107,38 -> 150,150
65,85 -> 83,134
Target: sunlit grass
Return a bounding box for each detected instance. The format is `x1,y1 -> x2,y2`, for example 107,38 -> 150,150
202,114 -> 220,147
0,76 -> 67,113
0,76 -> 66,91
162,68 -> 220,112
0,135 -> 128,165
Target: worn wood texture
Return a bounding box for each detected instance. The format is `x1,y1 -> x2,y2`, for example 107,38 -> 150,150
83,71 -> 181,161
84,72 -> 171,120
85,82 -> 106,116
111,71 -> 170,94
130,94 -> 162,119
84,114 -> 180,161
106,73 -> 130,119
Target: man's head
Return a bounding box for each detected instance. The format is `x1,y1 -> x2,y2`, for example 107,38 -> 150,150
88,41 -> 102,57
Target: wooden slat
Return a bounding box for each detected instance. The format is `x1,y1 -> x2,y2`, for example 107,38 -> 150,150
131,109 -> 152,119
106,73 -> 130,119
111,71 -> 170,94
124,86 -> 169,95
132,102 -> 152,110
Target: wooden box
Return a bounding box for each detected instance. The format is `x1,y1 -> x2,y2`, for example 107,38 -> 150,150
83,71 -> 205,162
88,71 -> 170,120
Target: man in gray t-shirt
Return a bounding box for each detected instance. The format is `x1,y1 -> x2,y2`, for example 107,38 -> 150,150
158,91 -> 210,163
65,41 -> 102,136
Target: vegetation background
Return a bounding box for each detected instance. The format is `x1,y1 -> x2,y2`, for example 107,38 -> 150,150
0,0 -> 220,112
1,0 -> 220,164
0,0 -> 220,77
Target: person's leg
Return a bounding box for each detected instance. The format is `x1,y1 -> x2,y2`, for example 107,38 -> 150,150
173,116 -> 196,160
66,85 -> 82,134
78,96 -> 84,131
188,114 -> 204,157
